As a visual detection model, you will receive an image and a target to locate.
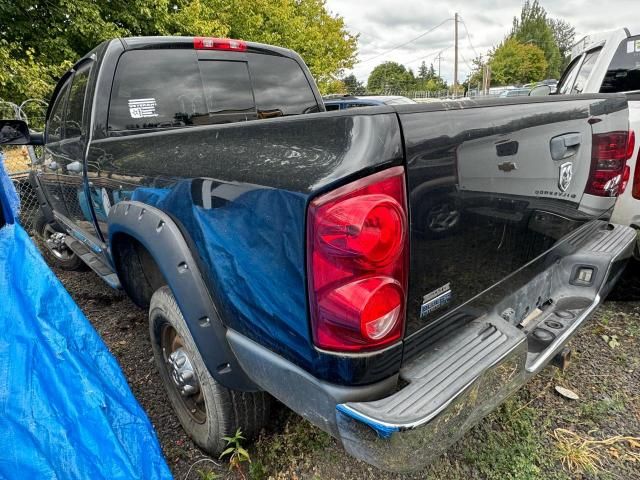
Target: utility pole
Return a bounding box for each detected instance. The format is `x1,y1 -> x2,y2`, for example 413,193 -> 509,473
435,52 -> 442,78
454,12 -> 459,97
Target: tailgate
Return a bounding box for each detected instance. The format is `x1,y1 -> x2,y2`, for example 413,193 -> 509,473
400,95 -> 629,356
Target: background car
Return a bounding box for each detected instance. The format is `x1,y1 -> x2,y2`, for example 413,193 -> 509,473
499,88 -> 531,97
323,94 -> 416,110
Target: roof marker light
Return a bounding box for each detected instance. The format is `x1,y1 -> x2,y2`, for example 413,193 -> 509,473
194,37 -> 247,52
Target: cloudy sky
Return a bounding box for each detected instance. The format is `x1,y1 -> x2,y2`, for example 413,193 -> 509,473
325,0 -> 640,85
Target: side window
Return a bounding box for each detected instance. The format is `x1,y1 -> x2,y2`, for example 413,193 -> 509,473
601,35 -> 640,93
571,48 -> 601,94
46,78 -> 71,143
248,54 -> 320,117
198,60 -> 257,123
64,64 -> 92,139
108,50 -> 207,133
557,56 -> 582,95
324,104 -> 341,111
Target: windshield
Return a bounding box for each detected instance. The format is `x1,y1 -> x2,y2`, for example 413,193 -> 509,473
601,35 -> 640,93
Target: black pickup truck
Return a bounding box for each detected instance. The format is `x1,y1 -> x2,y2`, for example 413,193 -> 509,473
1,36 -> 636,472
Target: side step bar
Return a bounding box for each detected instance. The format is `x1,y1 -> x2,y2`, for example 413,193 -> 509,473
65,237 -> 121,289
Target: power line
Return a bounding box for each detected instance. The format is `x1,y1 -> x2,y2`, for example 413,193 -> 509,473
459,52 -> 474,72
356,17 -> 454,65
458,17 -> 480,58
403,46 -> 450,66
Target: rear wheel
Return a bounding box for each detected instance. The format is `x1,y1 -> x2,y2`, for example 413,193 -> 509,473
35,211 -> 85,271
149,286 -> 270,454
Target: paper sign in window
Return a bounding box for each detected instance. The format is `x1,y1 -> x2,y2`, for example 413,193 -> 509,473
128,98 -> 159,118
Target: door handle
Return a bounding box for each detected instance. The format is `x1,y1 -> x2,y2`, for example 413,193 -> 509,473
550,133 -> 581,160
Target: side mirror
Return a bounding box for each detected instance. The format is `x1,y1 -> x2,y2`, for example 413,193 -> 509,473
529,85 -> 552,97
0,119 -> 44,145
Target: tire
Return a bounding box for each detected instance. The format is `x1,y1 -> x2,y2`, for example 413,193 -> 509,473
608,257 -> 640,301
149,286 -> 270,454
34,211 -> 86,271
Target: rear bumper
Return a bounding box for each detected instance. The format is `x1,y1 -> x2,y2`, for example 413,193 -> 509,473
335,223 -> 635,472
228,222 -> 636,473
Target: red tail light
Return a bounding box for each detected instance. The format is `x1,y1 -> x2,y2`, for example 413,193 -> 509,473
194,37 -> 247,51
586,131 -> 634,197
307,167 -> 408,352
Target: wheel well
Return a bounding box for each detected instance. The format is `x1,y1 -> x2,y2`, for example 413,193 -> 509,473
111,233 -> 166,308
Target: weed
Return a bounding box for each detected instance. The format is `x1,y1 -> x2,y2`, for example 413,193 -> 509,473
183,458 -> 221,480
254,414 -> 332,475
220,429 -> 251,479
196,469 -> 220,480
553,429 -> 602,474
462,399 -> 552,480
553,429 -> 640,475
579,394 -> 626,422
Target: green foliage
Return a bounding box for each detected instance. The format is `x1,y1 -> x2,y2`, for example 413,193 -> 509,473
489,37 -> 547,85
511,0 -> 562,78
220,429 -> 251,474
0,0 -> 356,103
465,55 -> 485,89
416,61 -> 446,91
367,61 -> 415,93
318,78 -> 346,95
341,74 -> 365,95
367,60 -> 447,93
196,469 -> 220,480
548,18 -> 576,71
464,400 -> 553,480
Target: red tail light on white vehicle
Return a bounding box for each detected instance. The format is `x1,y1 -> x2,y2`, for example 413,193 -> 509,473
587,130 -> 634,197
307,167 -> 408,352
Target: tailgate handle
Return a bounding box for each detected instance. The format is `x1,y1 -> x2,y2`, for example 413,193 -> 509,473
550,133 -> 581,160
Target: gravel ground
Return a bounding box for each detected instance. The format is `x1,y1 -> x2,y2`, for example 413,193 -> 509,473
47,257 -> 640,480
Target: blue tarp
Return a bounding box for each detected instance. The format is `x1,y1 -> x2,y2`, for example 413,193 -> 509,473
0,154 -> 172,479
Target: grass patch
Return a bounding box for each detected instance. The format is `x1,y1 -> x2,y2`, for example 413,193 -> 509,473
579,394 -> 626,423
461,398 -> 564,480
251,414 -> 332,479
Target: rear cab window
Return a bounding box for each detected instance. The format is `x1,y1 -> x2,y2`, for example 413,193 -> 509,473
601,35 -> 640,93
108,48 -> 320,134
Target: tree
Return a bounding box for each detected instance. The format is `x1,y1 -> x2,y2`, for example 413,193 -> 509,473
549,18 -> 576,72
465,55 -> 485,90
511,0 -> 562,78
366,61 -> 416,93
342,74 -> 365,95
489,37 -> 547,85
0,0 -> 357,102
418,61 -> 428,85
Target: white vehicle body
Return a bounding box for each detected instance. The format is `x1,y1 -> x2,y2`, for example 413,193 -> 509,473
561,28 -> 640,255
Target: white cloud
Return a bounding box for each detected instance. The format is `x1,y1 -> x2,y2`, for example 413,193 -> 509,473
325,0 -> 640,85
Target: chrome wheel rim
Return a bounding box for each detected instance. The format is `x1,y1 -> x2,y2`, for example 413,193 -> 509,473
42,224 -> 75,261
160,323 -> 206,424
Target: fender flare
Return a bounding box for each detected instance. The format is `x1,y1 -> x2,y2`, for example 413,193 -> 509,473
108,201 -> 257,392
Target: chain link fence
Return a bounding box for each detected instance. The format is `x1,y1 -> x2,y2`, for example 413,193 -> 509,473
0,99 -> 47,232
